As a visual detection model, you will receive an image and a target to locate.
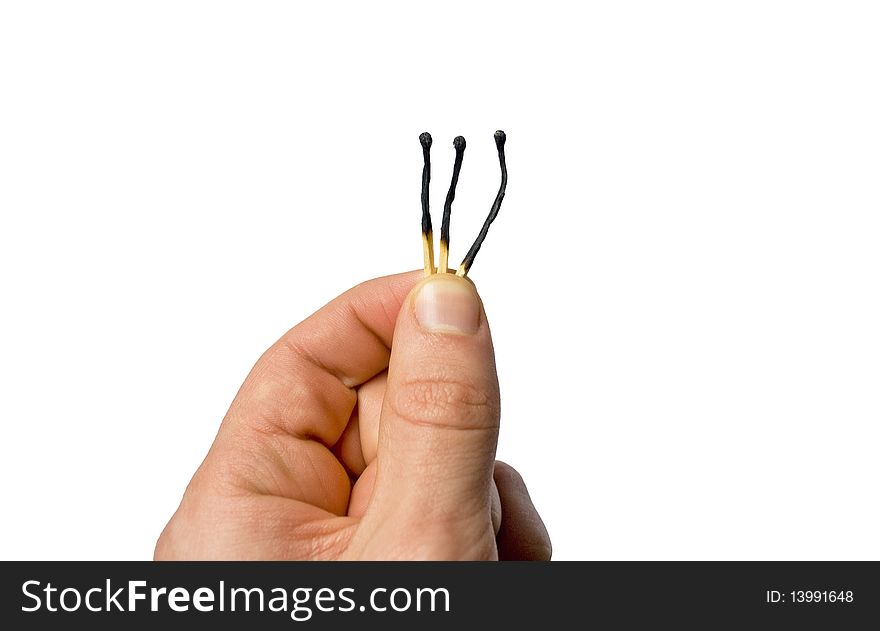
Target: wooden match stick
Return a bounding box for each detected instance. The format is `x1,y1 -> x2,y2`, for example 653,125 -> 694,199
439,136 -> 466,274
457,130 -> 507,277
419,132 -> 435,276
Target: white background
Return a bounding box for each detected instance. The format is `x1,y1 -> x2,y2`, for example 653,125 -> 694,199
1,1 -> 878,560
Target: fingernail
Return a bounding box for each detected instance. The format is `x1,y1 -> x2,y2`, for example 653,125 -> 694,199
414,276 -> 481,335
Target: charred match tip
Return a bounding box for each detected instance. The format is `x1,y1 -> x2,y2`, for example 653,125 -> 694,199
420,131 -> 433,234
420,132 -> 435,275
457,130 -> 508,277
439,135 -> 467,274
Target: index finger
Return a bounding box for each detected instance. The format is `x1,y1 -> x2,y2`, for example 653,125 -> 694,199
226,270 -> 421,447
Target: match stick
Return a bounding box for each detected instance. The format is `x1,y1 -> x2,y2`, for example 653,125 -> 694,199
439,136 -> 466,274
419,132 -> 435,275
457,130 -> 507,277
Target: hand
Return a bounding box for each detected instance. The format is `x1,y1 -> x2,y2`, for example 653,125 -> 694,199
155,271 -> 550,560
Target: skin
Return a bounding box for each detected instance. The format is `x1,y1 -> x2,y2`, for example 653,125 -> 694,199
155,270 -> 551,560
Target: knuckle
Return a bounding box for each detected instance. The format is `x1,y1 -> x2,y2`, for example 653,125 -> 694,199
390,374 -> 499,431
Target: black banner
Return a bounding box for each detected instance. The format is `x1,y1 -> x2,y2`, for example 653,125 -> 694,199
1,562 -> 877,628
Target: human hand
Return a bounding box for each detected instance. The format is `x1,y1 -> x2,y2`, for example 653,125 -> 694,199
155,271 -> 550,560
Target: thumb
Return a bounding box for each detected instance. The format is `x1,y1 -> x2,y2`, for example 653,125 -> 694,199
364,274 -> 500,553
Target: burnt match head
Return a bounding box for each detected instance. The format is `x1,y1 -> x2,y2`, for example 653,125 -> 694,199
457,130 -> 509,276
420,133 -> 433,234
494,130 -> 506,149
439,135 -> 467,272
419,131 -> 435,274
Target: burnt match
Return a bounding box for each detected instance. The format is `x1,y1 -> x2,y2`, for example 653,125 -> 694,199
457,130 -> 507,276
419,131 -> 435,276
418,130 -> 507,277
439,135 -> 466,274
